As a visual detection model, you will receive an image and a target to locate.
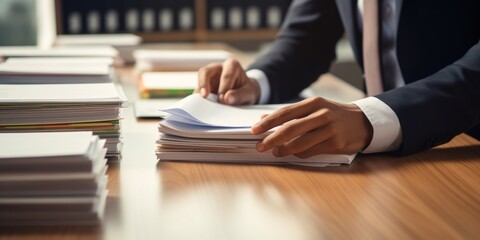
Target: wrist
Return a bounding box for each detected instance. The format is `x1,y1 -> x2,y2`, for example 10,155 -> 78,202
349,104 -> 374,150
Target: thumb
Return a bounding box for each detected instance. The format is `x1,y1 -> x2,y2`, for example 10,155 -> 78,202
224,84 -> 258,105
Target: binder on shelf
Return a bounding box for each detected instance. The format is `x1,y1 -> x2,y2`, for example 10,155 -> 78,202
138,0 -> 155,32
84,0 -> 106,34
262,0 -> 291,29
123,0 -> 141,32
103,0 -> 122,33
227,0 -> 244,30
171,0 -> 196,31
61,1 -> 86,34
244,0 -> 262,30
207,0 -> 227,31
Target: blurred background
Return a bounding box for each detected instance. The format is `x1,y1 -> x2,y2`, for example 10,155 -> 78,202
0,0 -> 37,46
0,0 -> 362,89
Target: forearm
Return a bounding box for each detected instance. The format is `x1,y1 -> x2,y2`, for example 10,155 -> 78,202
377,43 -> 480,155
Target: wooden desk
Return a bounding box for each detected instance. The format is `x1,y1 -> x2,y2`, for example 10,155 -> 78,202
1,44 -> 480,240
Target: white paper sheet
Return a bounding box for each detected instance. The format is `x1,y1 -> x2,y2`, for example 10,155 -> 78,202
0,83 -> 125,103
162,94 -> 276,127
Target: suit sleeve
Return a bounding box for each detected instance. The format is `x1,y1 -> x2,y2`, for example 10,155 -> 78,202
376,42 -> 480,155
247,0 -> 344,103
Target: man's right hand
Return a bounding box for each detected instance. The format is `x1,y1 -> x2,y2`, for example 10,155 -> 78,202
195,58 -> 261,105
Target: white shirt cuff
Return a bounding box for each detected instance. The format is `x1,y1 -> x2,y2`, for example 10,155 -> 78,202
246,69 -> 271,104
352,97 -> 403,153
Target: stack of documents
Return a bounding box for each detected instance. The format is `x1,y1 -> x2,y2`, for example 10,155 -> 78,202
0,46 -> 122,66
134,49 -> 231,71
156,94 -> 356,167
0,61 -> 113,84
55,34 -> 141,64
4,57 -> 114,67
138,71 -> 197,98
0,132 -> 108,226
0,83 -> 127,160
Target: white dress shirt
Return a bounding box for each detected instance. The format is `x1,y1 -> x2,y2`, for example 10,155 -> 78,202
246,0 -> 403,153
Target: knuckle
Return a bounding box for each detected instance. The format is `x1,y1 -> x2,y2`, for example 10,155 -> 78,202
309,96 -> 324,105
226,58 -> 240,66
315,108 -> 336,123
319,108 -> 334,121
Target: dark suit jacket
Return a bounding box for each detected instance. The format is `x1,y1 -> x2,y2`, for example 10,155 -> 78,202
248,0 -> 480,155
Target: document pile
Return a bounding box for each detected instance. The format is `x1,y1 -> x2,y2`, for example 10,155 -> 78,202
0,83 -> 127,160
0,58 -> 114,84
0,132 -> 108,226
55,34 -> 141,64
0,46 -> 121,65
156,94 -> 355,167
134,49 -> 231,71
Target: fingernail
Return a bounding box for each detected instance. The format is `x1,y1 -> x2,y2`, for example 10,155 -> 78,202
218,93 -> 224,103
226,95 -> 235,104
200,87 -> 207,97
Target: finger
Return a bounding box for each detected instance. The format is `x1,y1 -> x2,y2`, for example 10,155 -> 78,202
197,63 -> 222,97
272,123 -> 334,157
261,114 -> 269,119
223,82 -> 257,105
256,108 -> 334,152
218,59 -> 241,102
251,97 -> 324,135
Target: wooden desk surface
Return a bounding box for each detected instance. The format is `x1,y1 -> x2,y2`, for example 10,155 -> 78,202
1,43 -> 480,240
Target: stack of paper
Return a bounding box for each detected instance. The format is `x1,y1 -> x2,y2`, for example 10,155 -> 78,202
0,132 -> 108,226
138,71 -> 197,98
0,46 -> 122,66
156,94 -> 356,167
55,34 -> 141,64
0,83 -> 127,160
4,57 -> 114,66
0,62 -> 113,84
134,49 -> 231,71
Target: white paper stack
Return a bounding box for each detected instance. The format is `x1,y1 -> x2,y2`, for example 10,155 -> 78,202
55,34 -> 141,64
0,132 -> 108,226
4,57 -> 114,67
0,61 -> 113,84
0,83 -> 127,160
156,94 -> 356,167
0,46 -> 119,59
134,49 -> 231,71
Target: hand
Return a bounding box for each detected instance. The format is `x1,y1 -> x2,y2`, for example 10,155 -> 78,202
251,97 -> 373,158
195,58 -> 260,105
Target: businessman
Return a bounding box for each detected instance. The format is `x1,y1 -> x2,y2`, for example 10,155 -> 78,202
196,0 -> 480,158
